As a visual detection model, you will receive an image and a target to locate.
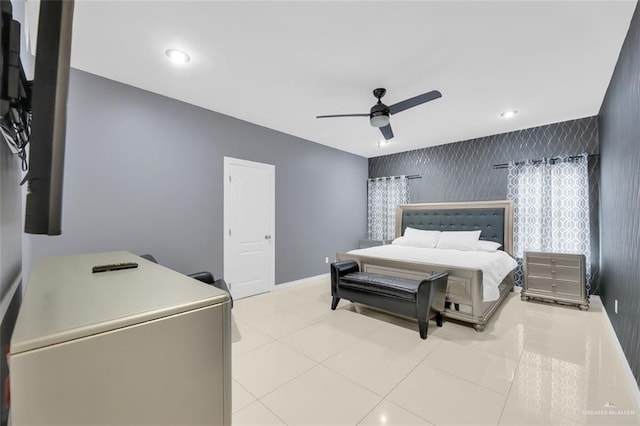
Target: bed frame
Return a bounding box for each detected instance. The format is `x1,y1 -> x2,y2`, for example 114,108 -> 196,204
337,200 -> 514,331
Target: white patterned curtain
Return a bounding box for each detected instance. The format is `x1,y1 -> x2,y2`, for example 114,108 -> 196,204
507,155 -> 591,290
367,176 -> 410,240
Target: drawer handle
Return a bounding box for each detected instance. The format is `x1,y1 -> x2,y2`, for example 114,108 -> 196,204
551,282 -> 557,287
550,259 -> 556,263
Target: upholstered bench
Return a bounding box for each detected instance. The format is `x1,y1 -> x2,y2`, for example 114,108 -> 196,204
330,260 -> 448,339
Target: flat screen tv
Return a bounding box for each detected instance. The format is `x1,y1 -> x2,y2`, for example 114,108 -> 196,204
24,0 -> 74,235
0,0 -> 74,235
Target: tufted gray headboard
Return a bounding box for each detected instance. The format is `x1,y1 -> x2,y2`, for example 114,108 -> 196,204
396,201 -> 514,255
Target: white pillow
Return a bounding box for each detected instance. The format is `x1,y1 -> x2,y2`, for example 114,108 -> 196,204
391,236 -> 406,245
402,228 -> 441,248
476,240 -> 502,252
436,230 -> 482,251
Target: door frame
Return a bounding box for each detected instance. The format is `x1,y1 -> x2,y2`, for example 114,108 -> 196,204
223,156 -> 276,297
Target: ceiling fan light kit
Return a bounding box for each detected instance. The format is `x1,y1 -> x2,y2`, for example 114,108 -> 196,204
500,109 -> 519,118
317,87 -> 442,141
165,48 -> 191,64
370,111 -> 390,128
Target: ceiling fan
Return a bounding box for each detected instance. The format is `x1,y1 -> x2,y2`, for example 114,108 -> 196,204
316,88 -> 442,140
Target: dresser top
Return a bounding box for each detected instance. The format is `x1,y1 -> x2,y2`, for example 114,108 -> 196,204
11,251 -> 229,354
525,251 -> 585,259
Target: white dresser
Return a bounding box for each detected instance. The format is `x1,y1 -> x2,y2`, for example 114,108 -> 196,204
522,251 -> 588,310
10,251 -> 231,425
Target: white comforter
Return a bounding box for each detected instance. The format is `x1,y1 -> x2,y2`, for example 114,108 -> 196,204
347,246 -> 518,302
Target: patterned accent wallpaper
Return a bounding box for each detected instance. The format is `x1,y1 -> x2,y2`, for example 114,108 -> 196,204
599,2 -> 640,386
369,116 -> 600,291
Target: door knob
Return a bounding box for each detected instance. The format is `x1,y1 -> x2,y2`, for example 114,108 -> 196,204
265,235 -> 272,240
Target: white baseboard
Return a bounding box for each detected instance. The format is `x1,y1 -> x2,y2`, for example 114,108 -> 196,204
274,273 -> 330,291
592,295 -> 640,407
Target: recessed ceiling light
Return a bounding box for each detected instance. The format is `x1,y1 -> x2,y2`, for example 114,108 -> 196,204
165,49 -> 190,64
500,109 -> 519,119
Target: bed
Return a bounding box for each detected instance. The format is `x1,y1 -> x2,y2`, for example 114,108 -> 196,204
336,200 -> 516,331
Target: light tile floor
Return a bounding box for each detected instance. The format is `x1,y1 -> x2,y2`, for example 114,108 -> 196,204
231,277 -> 640,425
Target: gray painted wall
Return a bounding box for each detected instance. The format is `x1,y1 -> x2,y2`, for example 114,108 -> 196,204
1,0 -> 28,298
1,2 -> 29,423
0,66 -> 23,426
28,69 -> 368,284
0,141 -> 22,300
599,1 -> 640,386
369,117 -> 601,291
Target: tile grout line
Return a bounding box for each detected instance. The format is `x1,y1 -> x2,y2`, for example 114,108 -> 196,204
232,307 -> 323,405
267,306 -> 437,425
423,362 -> 510,398
438,332 -> 523,362
239,308 -> 320,340
254,362 -> 379,425
335,335 -> 444,426
247,355 -> 320,406
231,379 -> 259,415
256,399 -> 290,425
233,281 -> 337,423
366,337 -> 445,426
496,345 -> 525,425
230,321 -> 275,358
231,376 -> 288,424
273,305 -> 388,367
239,303 -> 390,404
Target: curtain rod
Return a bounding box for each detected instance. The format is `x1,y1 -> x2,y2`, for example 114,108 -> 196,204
493,154 -> 599,170
368,174 -> 421,180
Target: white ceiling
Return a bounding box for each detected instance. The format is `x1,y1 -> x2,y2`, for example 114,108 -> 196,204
28,0 -> 637,158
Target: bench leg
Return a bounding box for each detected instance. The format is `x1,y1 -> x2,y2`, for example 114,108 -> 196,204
436,313 -> 443,327
331,296 -> 340,310
418,320 -> 428,339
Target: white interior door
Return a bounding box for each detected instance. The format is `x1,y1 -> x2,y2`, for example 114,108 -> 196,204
223,157 -> 275,300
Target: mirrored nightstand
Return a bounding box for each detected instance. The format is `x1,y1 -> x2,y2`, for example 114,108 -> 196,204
522,251 -> 589,310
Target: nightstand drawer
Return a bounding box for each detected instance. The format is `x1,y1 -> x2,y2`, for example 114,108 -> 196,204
526,277 -> 581,297
526,256 -> 581,268
527,264 -> 581,282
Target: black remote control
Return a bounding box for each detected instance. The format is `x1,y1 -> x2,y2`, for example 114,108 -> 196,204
92,262 -> 139,273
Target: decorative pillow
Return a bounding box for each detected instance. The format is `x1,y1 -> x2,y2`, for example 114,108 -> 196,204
391,236 -> 406,245
436,230 -> 482,251
401,228 -> 441,248
476,240 -> 502,252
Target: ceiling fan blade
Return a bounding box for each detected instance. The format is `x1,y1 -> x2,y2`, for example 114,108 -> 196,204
380,124 -> 394,140
316,113 -> 369,119
388,90 -> 442,115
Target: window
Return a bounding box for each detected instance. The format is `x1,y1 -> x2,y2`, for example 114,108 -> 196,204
367,176 -> 409,240
507,155 -> 591,289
